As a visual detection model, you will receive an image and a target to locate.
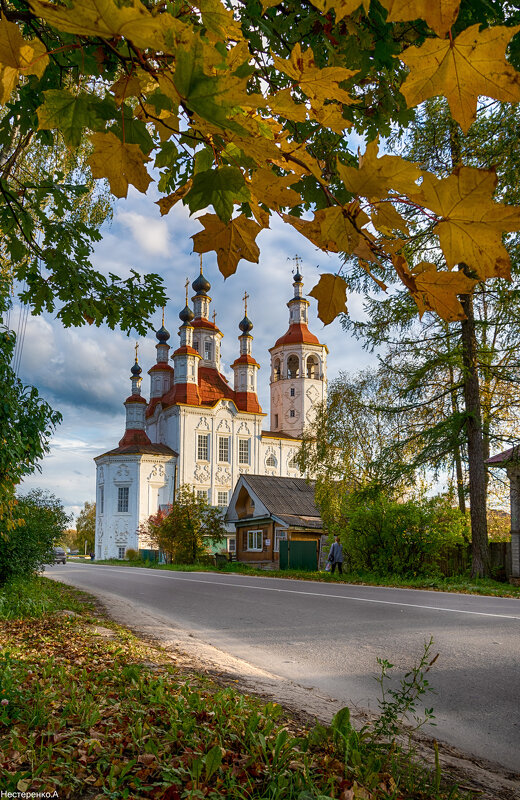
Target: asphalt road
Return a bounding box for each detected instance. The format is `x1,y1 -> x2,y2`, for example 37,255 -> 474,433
47,563 -> 520,772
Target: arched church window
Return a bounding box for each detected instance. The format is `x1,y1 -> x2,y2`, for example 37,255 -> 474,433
273,358 -> 281,381
266,453 -> 277,468
287,355 -> 299,378
306,354 -> 319,379
288,453 -> 298,470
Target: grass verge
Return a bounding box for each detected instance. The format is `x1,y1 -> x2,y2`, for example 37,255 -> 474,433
0,577 -> 478,799
91,558 -> 520,599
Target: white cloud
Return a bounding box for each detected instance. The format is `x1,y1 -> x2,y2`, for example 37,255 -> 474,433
117,210 -> 171,256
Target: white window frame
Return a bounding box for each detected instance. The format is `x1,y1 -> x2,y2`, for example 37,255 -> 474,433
117,546 -> 126,559
99,485 -> 104,515
197,433 -> 209,461
197,489 -> 209,501
117,486 -> 129,513
274,527 -> 287,553
238,438 -> 250,465
247,530 -> 263,551
228,537 -> 236,553
204,340 -> 212,360
266,453 -> 276,468
218,436 -> 230,463
217,490 -> 228,507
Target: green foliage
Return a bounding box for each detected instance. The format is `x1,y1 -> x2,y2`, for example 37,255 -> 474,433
0,576 -> 92,619
125,548 -> 139,561
339,491 -> 469,577
74,501 -> 95,553
0,489 -> 70,585
143,485 -> 227,564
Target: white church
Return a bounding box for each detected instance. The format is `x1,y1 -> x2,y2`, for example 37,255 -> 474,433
94,267 -> 328,559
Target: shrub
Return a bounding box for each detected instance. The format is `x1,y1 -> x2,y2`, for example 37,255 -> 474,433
125,548 -> 139,561
339,492 -> 468,577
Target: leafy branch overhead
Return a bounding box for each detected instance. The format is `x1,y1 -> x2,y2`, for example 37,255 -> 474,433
2,0 -> 520,323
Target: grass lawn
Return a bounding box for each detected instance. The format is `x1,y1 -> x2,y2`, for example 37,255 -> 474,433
91,558 -> 520,599
0,576 -> 477,799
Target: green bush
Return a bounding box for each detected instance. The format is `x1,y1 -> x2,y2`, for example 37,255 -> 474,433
125,548 -> 139,561
340,492 -> 468,577
0,489 -> 70,585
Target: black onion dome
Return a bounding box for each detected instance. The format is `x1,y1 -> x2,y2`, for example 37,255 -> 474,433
179,304 -> 194,323
131,361 -> 142,376
239,315 -> 253,333
156,325 -> 170,343
192,271 -> 211,295
293,269 -> 303,283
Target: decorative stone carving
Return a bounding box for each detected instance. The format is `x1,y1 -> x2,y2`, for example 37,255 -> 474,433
194,463 -> 210,483
238,466 -> 250,475
197,416 -> 210,430
115,463 -> 130,480
284,408 -> 300,422
215,465 -> 231,485
306,385 -> 319,402
237,421 -> 250,435
98,466 -> 104,483
114,520 -> 128,543
148,463 -> 165,481
216,418 -> 231,433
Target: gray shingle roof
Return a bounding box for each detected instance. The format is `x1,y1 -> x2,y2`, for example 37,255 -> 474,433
243,475 -> 320,519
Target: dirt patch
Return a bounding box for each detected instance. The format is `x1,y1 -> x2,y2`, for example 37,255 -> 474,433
62,584 -> 520,800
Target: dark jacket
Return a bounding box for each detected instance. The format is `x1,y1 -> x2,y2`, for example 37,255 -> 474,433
328,541 -> 343,563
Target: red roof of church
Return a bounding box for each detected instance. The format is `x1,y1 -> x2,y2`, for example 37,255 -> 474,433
125,394 -> 147,405
192,317 -> 222,333
118,428 -> 152,447
231,353 -> 260,368
148,363 -> 174,374
271,323 -> 321,349
146,365 -> 263,415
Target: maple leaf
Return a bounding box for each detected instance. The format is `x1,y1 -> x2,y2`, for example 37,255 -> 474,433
273,44 -> 357,105
308,0 -> 370,22
156,182 -> 192,216
110,73 -> 144,105
371,203 -> 410,235
283,206 -> 364,253
0,17 -> 48,104
309,103 -> 352,133
399,24 -> 520,133
184,167 -> 250,223
249,169 -> 301,210
87,132 -> 152,198
268,89 -> 308,123
410,167 -> 520,279
192,214 -> 263,277
337,139 -> 422,201
379,0 -> 460,37
412,262 -> 478,321
192,0 -> 242,40
37,90 -> 113,147
308,274 -> 348,325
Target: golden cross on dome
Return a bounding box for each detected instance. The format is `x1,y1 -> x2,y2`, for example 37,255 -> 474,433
291,254 -> 302,273
212,310 -> 217,325
199,254 -> 203,273
161,306 -> 165,326
134,341 -> 139,363
243,290 -> 249,315
185,277 -> 189,303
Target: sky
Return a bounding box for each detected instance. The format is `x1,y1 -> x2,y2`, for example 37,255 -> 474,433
12,186 -> 377,523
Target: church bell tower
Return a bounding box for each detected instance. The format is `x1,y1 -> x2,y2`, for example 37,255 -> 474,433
269,267 -> 327,437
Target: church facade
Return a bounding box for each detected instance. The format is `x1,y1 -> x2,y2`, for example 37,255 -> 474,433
94,268 -> 328,559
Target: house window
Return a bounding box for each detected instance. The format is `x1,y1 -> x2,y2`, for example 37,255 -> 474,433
197,489 -> 208,501
228,537 -> 236,553
99,485 -> 104,515
266,453 -> 276,468
247,530 -> 263,551
197,433 -> 209,461
238,439 -> 250,465
274,414 -> 278,428
204,340 -> 212,360
290,388 -> 295,397
290,409 -> 295,418
117,546 -> 126,559
274,527 -> 287,553
217,491 -> 228,507
117,486 -> 129,513
218,436 -> 230,462
287,354 -> 299,378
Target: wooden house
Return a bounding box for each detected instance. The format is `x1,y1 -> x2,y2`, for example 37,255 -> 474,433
225,475 -> 324,565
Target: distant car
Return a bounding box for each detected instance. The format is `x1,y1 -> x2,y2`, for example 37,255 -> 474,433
53,547 -> 66,565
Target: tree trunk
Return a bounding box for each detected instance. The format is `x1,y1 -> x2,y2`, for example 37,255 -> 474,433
459,291 -> 490,577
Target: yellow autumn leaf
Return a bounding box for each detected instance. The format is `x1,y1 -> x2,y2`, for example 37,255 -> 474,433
379,0 -> 460,37
110,73 -> 144,105
269,89 -> 308,123
412,262 -> 478,321
309,103 -> 351,133
399,24 -> 520,133
192,0 -> 242,40
249,169 -> 301,210
410,167 -> 520,279
282,207 -> 360,253
192,213 -> 263,277
308,274 -> 348,325
156,181 -> 192,216
30,0 -> 182,51
0,17 -> 48,103
371,203 -> 410,235
135,103 -> 179,141
337,139 -> 422,201
308,0 -> 369,22
272,44 -> 357,105
88,132 -> 152,198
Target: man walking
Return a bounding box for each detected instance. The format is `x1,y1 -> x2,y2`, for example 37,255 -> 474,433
328,535 -> 343,575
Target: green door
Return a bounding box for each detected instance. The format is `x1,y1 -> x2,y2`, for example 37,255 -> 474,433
279,539 -> 317,570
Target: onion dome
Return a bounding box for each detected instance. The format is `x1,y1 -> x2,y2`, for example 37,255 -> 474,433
179,304 -> 194,324
239,315 -> 253,333
131,360 -> 142,376
293,269 -> 303,283
192,270 -> 211,296
156,324 -> 170,343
